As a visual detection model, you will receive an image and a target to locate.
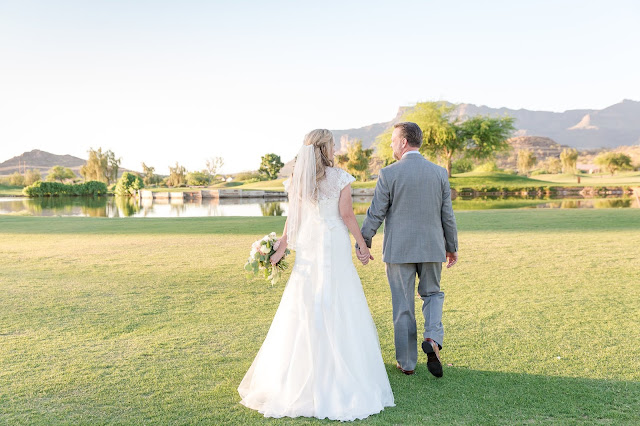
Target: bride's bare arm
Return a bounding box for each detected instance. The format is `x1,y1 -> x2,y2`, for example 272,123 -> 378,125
338,185 -> 372,261
270,219 -> 288,265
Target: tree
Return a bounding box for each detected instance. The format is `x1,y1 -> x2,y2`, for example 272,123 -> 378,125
186,171 -> 211,186
206,157 -> 224,180
24,169 -> 42,186
9,172 -> 25,186
335,140 -> 374,181
259,153 -> 284,180
594,152 -> 633,175
540,157 -> 562,174
141,163 -> 161,186
375,127 -> 395,166
115,172 -> 144,196
106,150 -> 121,184
167,162 -> 186,187
517,150 -> 537,175
46,165 -> 76,182
80,148 -> 121,184
376,102 -> 515,176
560,148 -> 579,173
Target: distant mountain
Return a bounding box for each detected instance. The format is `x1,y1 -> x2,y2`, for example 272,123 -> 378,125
331,108 -> 408,153
330,99 -> 640,151
0,149 -> 86,176
0,149 -> 133,178
277,100 -> 639,177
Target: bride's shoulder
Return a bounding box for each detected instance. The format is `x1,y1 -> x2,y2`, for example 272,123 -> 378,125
325,167 -> 346,179
327,166 -> 347,175
325,167 -> 354,185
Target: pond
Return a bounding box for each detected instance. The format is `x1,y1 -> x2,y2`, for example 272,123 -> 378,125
0,195 -> 638,218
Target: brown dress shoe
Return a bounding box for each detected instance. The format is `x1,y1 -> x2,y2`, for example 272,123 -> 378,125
422,338 -> 443,378
396,362 -> 415,375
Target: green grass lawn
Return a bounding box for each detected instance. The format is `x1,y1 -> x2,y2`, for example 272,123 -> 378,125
230,178 -> 287,191
1,210 -> 639,424
0,184 -> 25,196
448,172 -> 555,189
529,171 -> 640,186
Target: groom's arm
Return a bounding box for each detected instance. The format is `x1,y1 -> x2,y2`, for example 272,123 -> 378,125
360,170 -> 391,248
440,169 -> 458,253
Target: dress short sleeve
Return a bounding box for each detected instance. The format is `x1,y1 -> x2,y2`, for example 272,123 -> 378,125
338,169 -> 356,191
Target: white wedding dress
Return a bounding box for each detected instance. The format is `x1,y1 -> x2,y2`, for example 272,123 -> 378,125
238,167 -> 395,421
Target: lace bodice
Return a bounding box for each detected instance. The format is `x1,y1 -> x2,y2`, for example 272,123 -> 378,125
317,167 -> 355,200
284,167 -> 355,222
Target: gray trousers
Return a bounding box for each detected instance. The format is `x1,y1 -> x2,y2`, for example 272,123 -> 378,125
386,262 -> 444,371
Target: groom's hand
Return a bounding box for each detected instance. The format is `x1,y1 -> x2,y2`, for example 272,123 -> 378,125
446,251 -> 458,268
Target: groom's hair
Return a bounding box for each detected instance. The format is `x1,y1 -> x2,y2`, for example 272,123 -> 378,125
394,122 -> 423,148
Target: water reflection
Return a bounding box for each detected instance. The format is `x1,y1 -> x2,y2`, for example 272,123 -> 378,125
260,202 -> 285,216
0,195 -> 637,218
537,198 -> 634,209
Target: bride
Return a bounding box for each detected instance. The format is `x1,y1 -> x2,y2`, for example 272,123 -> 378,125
238,129 -> 395,421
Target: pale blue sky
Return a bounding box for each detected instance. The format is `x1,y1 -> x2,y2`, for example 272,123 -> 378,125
1,0 -> 638,173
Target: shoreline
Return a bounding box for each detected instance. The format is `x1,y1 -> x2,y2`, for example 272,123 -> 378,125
3,185 -> 638,201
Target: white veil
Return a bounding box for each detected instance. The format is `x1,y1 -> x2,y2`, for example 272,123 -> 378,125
286,144 -> 316,250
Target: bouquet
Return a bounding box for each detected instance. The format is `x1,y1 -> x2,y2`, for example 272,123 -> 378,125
244,232 -> 291,285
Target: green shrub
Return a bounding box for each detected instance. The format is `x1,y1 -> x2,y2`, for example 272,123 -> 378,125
473,161 -> 500,173
115,172 -> 144,196
23,180 -> 108,197
9,172 -> 25,186
186,171 -> 211,186
452,158 -> 474,174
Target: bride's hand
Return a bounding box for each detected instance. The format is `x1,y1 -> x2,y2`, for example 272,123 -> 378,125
356,246 -> 373,265
270,248 -> 285,265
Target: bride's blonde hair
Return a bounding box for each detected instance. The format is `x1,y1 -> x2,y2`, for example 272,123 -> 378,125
302,129 -> 334,184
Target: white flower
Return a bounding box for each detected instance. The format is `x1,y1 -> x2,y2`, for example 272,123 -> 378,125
252,241 -> 260,250
259,244 -> 270,255
269,232 -> 277,239
261,236 -> 269,242
250,248 -> 257,257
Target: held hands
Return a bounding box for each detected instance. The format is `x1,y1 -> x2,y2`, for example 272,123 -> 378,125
446,251 -> 458,269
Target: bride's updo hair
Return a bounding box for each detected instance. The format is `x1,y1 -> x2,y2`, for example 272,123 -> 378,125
303,129 -> 334,183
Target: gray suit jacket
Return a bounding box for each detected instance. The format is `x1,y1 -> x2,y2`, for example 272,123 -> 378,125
361,153 -> 458,263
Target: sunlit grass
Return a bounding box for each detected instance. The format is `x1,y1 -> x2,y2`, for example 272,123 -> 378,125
1,210 -> 639,423
448,172 -> 553,189
529,171 -> 640,185
0,183 -> 25,196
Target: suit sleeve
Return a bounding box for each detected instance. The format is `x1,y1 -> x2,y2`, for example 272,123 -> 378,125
360,170 -> 391,248
440,169 -> 458,252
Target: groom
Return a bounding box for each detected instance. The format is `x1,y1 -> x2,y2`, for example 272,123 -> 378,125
358,121 -> 458,378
